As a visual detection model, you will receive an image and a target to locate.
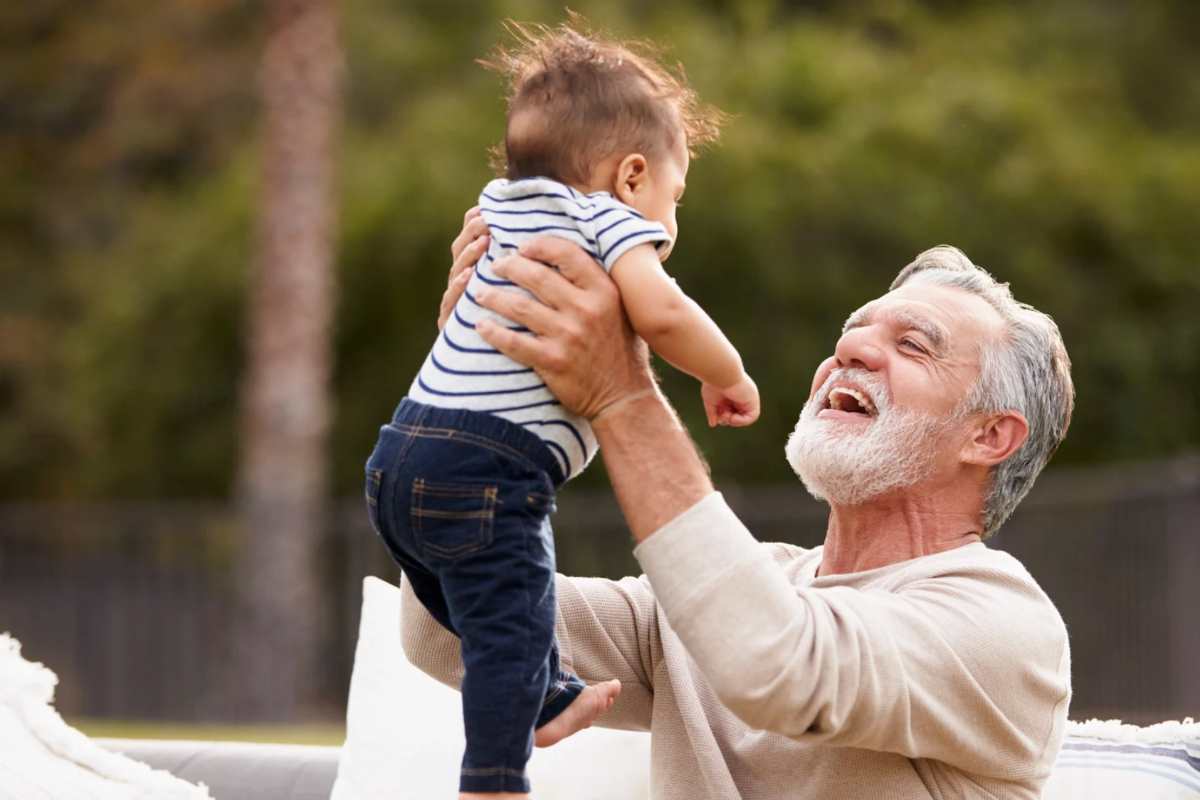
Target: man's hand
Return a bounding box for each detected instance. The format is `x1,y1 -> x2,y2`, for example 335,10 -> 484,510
438,224 -> 713,541
439,207 -> 490,331
473,236 -> 656,420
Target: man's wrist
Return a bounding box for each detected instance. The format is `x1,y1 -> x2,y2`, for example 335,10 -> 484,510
591,386 -> 661,427
593,388 -> 713,542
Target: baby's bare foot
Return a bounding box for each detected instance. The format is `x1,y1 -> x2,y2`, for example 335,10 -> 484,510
534,679 -> 621,748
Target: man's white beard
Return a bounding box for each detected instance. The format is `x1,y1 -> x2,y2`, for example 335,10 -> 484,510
785,368 -> 960,507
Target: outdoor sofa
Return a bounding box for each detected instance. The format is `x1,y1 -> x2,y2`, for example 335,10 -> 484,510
100,739 -> 338,800
99,725 -> 1200,800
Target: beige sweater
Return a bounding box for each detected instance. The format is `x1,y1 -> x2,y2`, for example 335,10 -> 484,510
400,492 -> 1071,799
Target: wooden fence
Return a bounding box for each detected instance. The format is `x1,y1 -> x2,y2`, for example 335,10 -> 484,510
1,455 -> 1196,724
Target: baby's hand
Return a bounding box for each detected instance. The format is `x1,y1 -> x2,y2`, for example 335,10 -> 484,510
701,374 -> 760,428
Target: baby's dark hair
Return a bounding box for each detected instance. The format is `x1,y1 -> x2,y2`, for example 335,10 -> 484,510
479,18 -> 724,184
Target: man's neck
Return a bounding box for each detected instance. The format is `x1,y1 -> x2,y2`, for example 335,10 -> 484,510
818,483 -> 983,577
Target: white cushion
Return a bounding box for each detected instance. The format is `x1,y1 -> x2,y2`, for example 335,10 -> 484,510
0,633 -> 212,800
330,577 -> 650,800
1046,718 -> 1200,799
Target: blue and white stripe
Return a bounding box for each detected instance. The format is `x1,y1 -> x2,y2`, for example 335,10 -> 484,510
408,177 -> 672,480
1052,739 -> 1200,793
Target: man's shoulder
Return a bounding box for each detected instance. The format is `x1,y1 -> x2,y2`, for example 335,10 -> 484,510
874,541 -> 1031,581
763,540 -> 1053,605
888,544 -> 1057,609
760,540 -> 1043,590
762,540 -> 823,581
897,544 -> 1069,659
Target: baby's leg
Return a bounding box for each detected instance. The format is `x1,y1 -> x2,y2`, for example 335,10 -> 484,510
433,490 -> 563,795
394,546 -> 458,634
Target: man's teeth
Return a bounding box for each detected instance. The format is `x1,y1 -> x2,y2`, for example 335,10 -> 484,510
829,387 -> 874,415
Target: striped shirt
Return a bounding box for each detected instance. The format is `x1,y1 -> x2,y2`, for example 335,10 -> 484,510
408,177 -> 672,481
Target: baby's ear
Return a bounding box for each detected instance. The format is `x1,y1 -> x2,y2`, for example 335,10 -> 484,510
614,153 -> 649,204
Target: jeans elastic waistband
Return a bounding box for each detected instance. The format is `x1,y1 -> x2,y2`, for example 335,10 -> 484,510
390,398 -> 566,487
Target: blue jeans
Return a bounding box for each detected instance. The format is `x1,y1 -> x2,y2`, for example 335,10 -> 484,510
364,398 -> 586,794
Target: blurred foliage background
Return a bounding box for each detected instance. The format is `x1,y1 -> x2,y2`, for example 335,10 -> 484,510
3,0 -> 1198,501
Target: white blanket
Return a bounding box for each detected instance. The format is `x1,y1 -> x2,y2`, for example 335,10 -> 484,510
0,633 -> 211,800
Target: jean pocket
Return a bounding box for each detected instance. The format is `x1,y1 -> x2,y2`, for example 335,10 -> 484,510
410,478 -> 497,560
364,468 -> 384,535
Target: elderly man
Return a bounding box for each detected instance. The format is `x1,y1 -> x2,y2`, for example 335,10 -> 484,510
402,230 -> 1074,800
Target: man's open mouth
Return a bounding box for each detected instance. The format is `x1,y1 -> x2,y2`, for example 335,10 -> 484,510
823,386 -> 878,417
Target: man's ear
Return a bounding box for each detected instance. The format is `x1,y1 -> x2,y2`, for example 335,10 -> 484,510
614,153 -> 648,206
962,411 -> 1029,467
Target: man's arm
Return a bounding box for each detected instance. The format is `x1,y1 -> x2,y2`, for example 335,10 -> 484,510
400,571 -> 662,732
631,496 -> 1070,775
476,237 -> 714,540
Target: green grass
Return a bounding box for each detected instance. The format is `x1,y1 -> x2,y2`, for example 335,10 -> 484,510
70,718 -> 345,746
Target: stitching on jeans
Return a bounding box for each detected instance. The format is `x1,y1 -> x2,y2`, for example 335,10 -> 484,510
364,469 -> 382,507
411,479 -> 497,559
369,409 -> 428,538
364,469 -> 385,537
460,767 -> 528,777
412,509 -> 493,520
393,422 -> 538,471
415,484 -> 497,498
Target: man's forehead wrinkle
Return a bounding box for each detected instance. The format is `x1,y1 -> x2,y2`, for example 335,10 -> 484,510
842,299 -> 950,352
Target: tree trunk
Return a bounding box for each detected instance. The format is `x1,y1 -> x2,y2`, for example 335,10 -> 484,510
231,0 -> 340,721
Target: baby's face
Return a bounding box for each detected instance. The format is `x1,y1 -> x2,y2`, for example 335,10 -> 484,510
630,136 -> 689,260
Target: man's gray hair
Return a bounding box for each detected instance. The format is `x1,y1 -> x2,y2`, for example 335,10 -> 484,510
891,246 -> 1074,538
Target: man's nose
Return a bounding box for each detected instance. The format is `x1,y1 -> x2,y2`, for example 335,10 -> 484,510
834,326 -> 886,372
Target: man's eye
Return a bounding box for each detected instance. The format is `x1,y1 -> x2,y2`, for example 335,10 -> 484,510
900,338 -> 926,354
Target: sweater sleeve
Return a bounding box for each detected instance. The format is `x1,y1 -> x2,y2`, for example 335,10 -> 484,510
400,571 -> 660,732
634,492 -> 1071,782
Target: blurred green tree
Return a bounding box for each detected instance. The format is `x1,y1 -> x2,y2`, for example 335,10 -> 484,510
1,0 -> 1197,506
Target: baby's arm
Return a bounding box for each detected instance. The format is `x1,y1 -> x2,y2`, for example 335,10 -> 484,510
610,244 -> 759,426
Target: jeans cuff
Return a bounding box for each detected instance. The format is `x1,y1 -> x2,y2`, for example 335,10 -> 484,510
459,766 -> 530,794
535,672 -> 588,729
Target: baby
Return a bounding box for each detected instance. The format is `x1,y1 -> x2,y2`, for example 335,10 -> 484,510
364,20 -> 758,798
